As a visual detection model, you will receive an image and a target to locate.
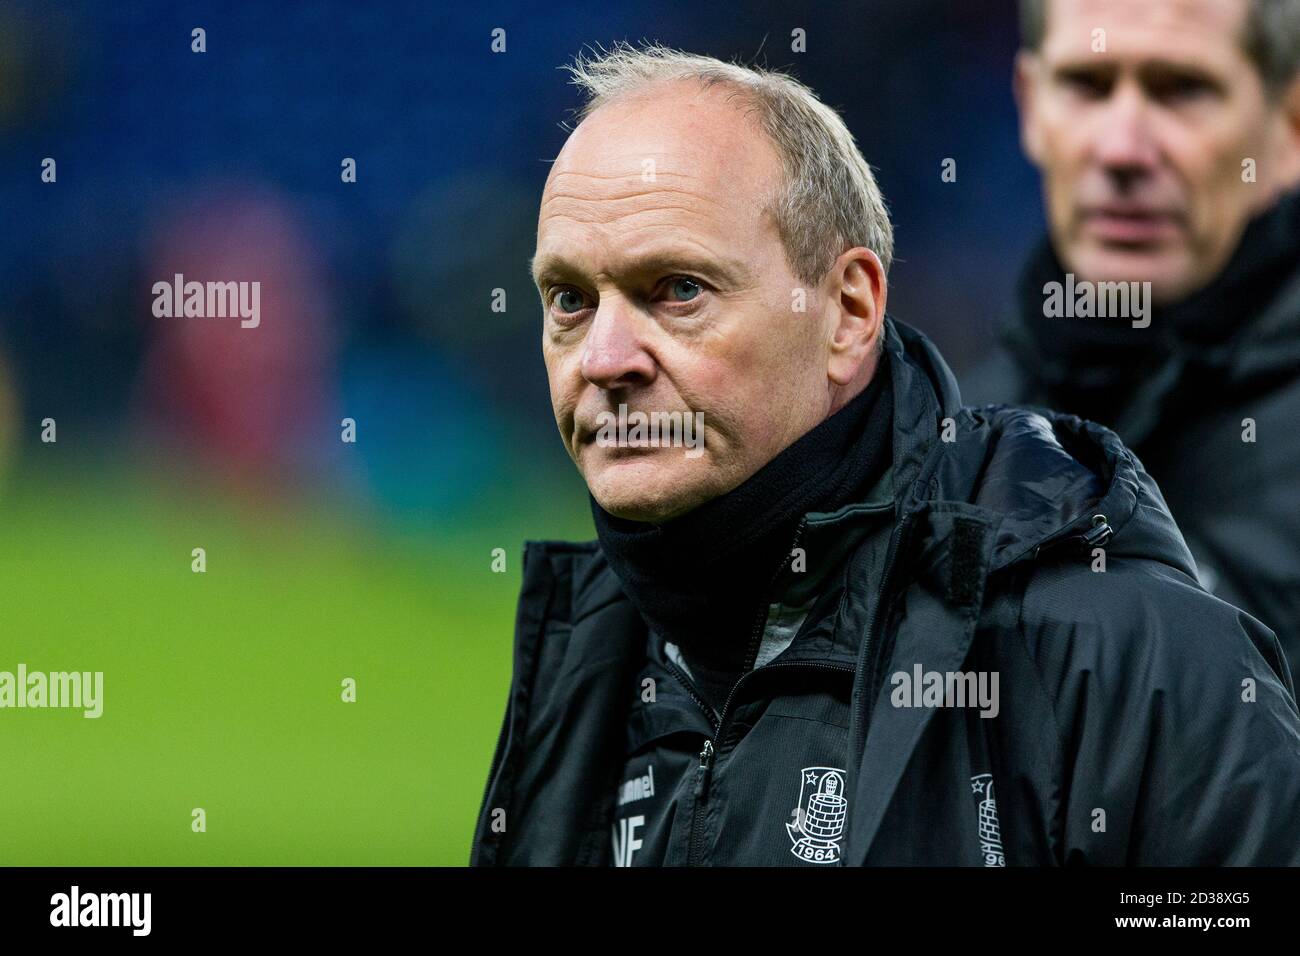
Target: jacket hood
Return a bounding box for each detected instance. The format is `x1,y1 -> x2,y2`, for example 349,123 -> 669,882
884,318 -> 1200,581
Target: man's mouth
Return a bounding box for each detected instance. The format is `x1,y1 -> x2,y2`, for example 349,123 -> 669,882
1079,206 -> 1183,246
575,425 -> 652,452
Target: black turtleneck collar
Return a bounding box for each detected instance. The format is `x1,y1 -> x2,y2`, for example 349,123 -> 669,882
591,355 -> 894,686
1007,187 -> 1300,429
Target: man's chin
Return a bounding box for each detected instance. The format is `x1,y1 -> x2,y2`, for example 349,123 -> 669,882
1070,245 -> 1202,306
585,458 -> 716,524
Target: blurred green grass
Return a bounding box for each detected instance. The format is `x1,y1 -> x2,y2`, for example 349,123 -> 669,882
0,465 -> 593,865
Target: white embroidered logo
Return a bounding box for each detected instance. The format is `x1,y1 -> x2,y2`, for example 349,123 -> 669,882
786,767 -> 847,864
970,773 -> 1005,866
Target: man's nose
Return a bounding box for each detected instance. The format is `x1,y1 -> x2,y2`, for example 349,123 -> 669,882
580,296 -> 657,390
1092,85 -> 1161,182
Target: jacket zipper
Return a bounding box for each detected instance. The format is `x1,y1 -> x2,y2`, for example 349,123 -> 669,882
1032,513 -> 1112,559
684,518 -> 812,866
661,516 -> 810,735
686,658 -> 855,865
661,654 -> 721,730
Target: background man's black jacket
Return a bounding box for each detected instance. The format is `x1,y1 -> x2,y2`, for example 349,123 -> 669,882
971,191 -> 1300,681
472,318 -> 1300,866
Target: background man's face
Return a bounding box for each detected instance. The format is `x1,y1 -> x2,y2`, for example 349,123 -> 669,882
534,82 -> 833,523
1017,0 -> 1298,304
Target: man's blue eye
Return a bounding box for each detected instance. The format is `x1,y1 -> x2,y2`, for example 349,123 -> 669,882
669,277 -> 702,302
555,289 -> 586,313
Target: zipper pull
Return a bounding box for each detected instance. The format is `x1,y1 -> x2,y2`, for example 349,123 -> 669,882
694,739 -> 715,798
1081,514 -> 1112,548
1032,513 -> 1113,559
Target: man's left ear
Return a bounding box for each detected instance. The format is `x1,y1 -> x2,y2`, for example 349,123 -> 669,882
826,247 -> 887,387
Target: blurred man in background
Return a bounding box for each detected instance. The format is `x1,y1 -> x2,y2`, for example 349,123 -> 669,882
975,0 -> 1300,676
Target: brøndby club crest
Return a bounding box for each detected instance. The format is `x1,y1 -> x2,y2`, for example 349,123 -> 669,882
786,767 -> 848,864
970,773 -> 1005,867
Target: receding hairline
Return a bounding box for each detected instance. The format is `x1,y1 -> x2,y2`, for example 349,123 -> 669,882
537,77 -> 796,269
551,42 -> 896,284
558,54 -> 828,203
571,63 -> 781,123
533,92 -> 782,294
556,74 -> 787,174
555,73 -> 793,217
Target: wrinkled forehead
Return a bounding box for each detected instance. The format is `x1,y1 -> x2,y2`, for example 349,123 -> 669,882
1040,0 -> 1249,64
538,81 -> 784,232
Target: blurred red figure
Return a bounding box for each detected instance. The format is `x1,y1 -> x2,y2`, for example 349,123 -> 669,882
134,188 -> 339,499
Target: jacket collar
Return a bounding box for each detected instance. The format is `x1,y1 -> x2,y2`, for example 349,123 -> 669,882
1004,189 -> 1300,446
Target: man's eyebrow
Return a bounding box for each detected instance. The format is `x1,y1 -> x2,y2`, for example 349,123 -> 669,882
1137,59 -> 1226,90
1050,56 -> 1223,86
1050,58 -> 1116,78
530,250 -> 748,288
529,252 -> 569,288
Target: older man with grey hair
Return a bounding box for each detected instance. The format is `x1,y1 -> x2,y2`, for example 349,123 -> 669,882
471,43 -> 1300,867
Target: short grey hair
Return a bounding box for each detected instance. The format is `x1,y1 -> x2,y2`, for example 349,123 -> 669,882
562,43 -> 894,285
1019,0 -> 1300,95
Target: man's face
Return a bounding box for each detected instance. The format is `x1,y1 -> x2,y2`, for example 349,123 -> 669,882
1017,0 -> 1299,304
533,82 -> 837,523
